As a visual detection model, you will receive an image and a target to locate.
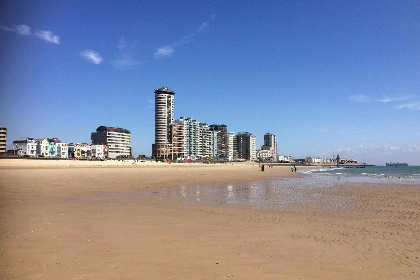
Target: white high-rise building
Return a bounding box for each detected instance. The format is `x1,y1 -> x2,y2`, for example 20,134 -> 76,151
184,117 -> 199,159
227,132 -> 235,161
153,87 -> 175,159
209,130 -> 218,159
198,123 -> 211,160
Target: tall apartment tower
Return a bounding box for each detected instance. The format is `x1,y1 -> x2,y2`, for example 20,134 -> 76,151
198,123 -> 211,159
209,124 -> 228,160
170,121 -> 185,160
153,87 -> 175,159
263,133 -> 278,161
236,132 -> 257,161
227,132 -> 235,161
0,127 -> 6,154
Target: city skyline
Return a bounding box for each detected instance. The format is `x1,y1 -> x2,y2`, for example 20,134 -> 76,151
1,1 -> 419,165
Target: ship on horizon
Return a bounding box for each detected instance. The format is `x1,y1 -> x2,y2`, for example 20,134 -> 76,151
386,162 -> 408,167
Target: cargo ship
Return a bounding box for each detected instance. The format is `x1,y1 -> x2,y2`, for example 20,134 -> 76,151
386,162 -> 408,167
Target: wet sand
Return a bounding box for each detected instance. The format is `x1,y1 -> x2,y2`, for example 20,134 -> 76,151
0,160 -> 419,279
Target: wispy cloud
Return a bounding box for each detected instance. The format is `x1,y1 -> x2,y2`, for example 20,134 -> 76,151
2,24 -> 61,45
154,45 -> 174,59
1,24 -> 31,35
380,95 -> 412,103
154,14 -> 215,59
395,101 -> 420,110
349,95 -> 369,103
16,25 -> 31,35
197,21 -> 209,33
35,30 -> 60,44
80,50 -> 103,64
1,25 -> 14,32
111,36 -> 141,70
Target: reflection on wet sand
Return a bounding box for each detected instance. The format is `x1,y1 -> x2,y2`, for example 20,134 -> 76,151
146,175 -> 420,209
147,177 -> 346,208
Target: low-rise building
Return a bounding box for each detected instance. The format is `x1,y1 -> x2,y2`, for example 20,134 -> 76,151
56,143 -> 68,158
305,157 -> 334,164
36,138 -> 49,157
278,155 -> 293,163
48,138 -> 59,158
339,158 -> 357,164
74,144 -> 82,159
68,144 -> 75,158
80,143 -> 91,159
256,149 -> 272,160
91,144 -> 107,159
13,137 -> 37,157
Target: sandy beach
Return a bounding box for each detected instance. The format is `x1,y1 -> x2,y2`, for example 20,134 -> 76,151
0,159 -> 419,279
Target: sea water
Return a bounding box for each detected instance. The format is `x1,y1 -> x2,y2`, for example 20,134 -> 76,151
301,165 -> 420,180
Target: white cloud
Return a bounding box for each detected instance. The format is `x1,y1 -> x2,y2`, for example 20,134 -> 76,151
16,25 -> 30,35
153,14 -> 215,59
349,95 -> 369,102
396,101 -> 420,110
154,45 -> 174,59
80,50 -> 103,64
1,24 -> 30,35
111,36 -> 141,70
35,30 -> 60,44
338,147 -> 351,152
380,95 -> 412,103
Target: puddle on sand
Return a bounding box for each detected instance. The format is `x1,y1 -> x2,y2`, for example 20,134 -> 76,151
141,177 -> 354,209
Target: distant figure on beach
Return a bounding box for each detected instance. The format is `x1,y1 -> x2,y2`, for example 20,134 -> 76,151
293,165 -> 297,172
291,167 -> 294,172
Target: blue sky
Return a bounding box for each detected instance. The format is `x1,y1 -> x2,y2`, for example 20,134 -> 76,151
0,0 -> 419,165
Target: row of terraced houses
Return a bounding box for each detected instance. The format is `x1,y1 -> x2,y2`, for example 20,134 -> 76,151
12,126 -> 131,159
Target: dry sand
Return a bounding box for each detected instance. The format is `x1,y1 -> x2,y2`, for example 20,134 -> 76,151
0,159 -> 419,279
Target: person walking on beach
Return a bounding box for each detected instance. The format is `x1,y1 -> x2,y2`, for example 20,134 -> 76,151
293,165 -> 297,172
